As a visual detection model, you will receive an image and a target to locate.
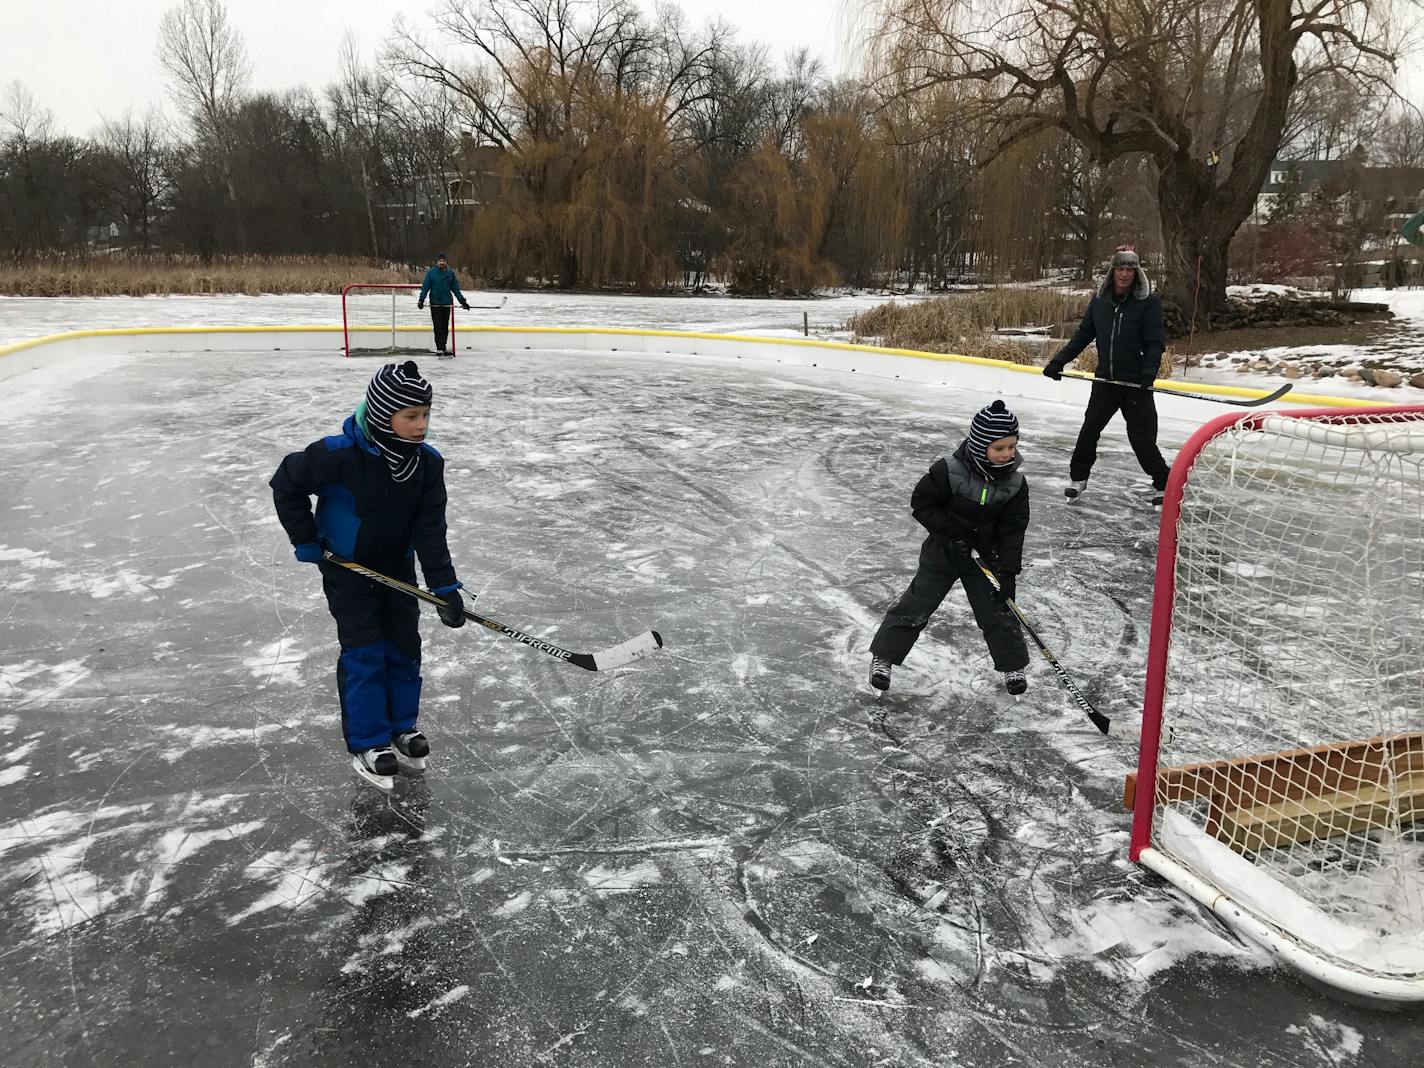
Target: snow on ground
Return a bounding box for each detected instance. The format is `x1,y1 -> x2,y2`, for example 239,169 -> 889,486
0,300 -> 1419,1065
1191,287 -> 1424,398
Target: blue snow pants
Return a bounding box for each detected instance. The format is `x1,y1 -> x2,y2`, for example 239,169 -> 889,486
319,556 -> 422,753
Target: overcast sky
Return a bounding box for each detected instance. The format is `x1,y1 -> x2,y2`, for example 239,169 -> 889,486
1,1 -> 1417,138
0,0 -> 852,136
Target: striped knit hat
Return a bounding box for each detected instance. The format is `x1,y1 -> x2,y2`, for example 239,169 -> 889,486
364,361 -> 433,482
965,399 -> 1020,478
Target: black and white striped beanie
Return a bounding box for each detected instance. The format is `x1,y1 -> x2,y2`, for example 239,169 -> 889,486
965,399 -> 1020,477
364,361 -> 433,482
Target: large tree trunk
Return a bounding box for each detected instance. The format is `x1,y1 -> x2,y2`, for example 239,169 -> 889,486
1156,158 -> 1239,328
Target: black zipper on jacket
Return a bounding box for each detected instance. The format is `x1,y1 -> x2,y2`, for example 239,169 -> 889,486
1109,300 -> 1122,380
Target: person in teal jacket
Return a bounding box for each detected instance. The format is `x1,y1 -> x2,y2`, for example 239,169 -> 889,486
417,252 -> 471,356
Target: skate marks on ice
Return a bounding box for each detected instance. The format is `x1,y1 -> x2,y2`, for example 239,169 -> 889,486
0,348 -> 1413,1066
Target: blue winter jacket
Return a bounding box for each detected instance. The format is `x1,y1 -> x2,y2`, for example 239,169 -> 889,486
418,265 -> 467,308
270,414 -> 459,590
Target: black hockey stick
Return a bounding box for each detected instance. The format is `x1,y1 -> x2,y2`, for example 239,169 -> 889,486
463,296 -> 508,310
975,560 -> 1112,735
1062,372 -> 1293,407
323,552 -> 663,671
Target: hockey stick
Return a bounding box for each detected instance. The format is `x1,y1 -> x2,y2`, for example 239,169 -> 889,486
1062,372 -> 1293,407
463,296 -> 508,311
974,560 -> 1113,736
323,552 -> 663,671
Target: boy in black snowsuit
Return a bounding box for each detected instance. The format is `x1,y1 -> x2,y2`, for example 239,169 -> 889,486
270,361 -> 465,786
869,400 -> 1030,695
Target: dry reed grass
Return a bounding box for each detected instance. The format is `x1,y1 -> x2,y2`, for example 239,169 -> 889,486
847,289 -> 1089,365
0,254 -> 418,297
847,288 -> 1181,378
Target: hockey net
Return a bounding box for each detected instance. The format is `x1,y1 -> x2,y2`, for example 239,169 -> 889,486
341,283 -> 454,358
1128,404 -> 1424,1003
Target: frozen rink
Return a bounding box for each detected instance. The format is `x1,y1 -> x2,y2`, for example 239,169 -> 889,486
1,320 -> 1418,1065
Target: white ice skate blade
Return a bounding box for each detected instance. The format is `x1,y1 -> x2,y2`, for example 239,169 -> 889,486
351,755 -> 395,792
395,751 -> 427,772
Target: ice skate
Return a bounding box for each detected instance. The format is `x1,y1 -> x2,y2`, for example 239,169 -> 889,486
352,746 -> 398,792
1064,479 -> 1088,503
1003,670 -> 1028,696
393,730 -> 430,772
868,656 -> 892,694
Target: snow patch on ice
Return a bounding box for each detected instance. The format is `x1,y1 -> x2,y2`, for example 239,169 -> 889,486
407,985 -> 470,1019
244,638 -> 308,686
229,841 -> 327,922
581,860 -> 663,893
491,890 -> 533,918
139,821 -> 265,906
159,722 -> 284,762
344,861 -> 411,908
0,766 -> 28,786
1285,1015 -> 1364,1065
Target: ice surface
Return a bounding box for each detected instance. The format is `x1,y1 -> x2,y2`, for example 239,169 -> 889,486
0,316 -> 1417,1065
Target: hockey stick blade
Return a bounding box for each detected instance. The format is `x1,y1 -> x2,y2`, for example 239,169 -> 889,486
323,552 -> 663,671
975,559 -> 1112,736
577,629 -> 664,672
1065,373 -> 1292,408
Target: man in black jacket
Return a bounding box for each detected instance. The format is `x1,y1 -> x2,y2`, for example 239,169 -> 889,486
1043,245 -> 1171,506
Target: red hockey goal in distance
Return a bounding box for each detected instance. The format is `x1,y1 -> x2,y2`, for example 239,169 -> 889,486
341,283 -> 455,358
1128,403 -> 1424,1005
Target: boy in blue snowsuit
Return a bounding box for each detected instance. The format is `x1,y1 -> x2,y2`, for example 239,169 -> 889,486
417,252 -> 471,356
270,361 -> 466,784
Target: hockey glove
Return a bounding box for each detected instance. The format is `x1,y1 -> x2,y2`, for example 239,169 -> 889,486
417,299 -> 425,310
459,301 -> 471,311
995,573 -> 1017,604
293,541 -> 323,564
1042,362 -> 1064,381
434,586 -> 466,628
944,536 -> 974,561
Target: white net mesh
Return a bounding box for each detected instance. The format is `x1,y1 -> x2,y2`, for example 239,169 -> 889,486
343,285 -> 451,357
1150,408 -> 1424,981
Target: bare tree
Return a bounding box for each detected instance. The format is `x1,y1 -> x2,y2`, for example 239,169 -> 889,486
867,0 -> 1403,320
95,109 -> 172,250
156,0 -> 250,136
389,0 -> 726,286
157,0 -> 250,248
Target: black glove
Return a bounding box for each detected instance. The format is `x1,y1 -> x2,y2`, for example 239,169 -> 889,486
435,587 -> 465,628
1042,362 -> 1063,381
459,301 -> 470,311
944,536 -> 973,561
996,573 -> 1017,604
417,299 -> 425,310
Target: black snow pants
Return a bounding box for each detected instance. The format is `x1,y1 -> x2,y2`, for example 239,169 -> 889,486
1069,381 -> 1171,489
870,535 -> 1028,672
430,305 -> 452,353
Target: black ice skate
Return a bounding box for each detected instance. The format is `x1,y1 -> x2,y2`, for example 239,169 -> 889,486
352,745 -> 398,792
393,731 -> 429,772
1003,670 -> 1028,696
1064,479 -> 1088,503
869,656 -> 892,693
